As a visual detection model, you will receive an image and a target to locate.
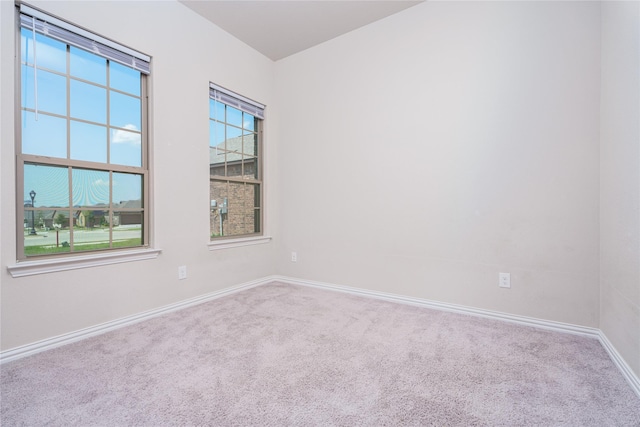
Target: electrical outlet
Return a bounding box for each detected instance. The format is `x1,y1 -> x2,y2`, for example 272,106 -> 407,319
499,272 -> 510,288
291,252 -> 297,262
178,265 -> 187,280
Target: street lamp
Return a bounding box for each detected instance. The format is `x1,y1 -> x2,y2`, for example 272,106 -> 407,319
29,190 -> 36,235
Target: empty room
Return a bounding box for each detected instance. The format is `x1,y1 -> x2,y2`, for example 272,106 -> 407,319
1,0 -> 639,424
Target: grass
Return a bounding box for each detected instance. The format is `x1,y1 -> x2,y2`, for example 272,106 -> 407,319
24,238 -> 143,256
24,246 -> 71,256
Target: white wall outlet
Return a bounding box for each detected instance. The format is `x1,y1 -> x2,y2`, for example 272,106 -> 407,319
178,265 -> 187,280
291,251 -> 297,262
499,272 -> 510,288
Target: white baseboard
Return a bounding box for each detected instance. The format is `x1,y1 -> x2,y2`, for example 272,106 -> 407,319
273,275 -> 600,337
598,331 -> 640,399
3,274 -> 639,400
273,275 -> 640,399
0,275 -> 276,364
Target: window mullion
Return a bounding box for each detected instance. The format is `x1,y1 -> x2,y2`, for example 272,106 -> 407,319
66,44 -> 71,161
210,176 -> 262,186
106,61 -> 111,166
67,165 -> 74,251
141,74 -> 148,170
109,171 -> 113,249
20,154 -> 144,175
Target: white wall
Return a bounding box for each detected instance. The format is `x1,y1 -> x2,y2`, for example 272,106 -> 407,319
0,0 -> 276,350
600,1 -> 640,377
3,0 -> 637,381
274,1 -> 602,327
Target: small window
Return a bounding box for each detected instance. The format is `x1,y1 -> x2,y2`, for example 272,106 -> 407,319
209,84 -> 264,239
17,5 -> 151,259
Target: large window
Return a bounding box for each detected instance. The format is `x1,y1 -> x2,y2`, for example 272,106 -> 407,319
209,84 -> 264,239
17,5 -> 150,259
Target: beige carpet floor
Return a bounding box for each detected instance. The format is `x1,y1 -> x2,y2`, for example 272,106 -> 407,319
1,282 -> 639,426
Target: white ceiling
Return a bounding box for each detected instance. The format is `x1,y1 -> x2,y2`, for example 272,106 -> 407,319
179,1 -> 423,61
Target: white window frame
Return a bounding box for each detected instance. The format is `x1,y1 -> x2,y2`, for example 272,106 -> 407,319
208,83 -> 265,242
14,4 -> 153,264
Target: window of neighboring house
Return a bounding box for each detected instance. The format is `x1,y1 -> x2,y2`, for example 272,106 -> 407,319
17,5 -> 151,259
209,83 -> 264,239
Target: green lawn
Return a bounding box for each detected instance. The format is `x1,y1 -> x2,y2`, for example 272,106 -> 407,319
25,238 -> 142,256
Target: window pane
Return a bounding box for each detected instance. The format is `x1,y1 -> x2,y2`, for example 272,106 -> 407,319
70,80 -> 107,124
252,183 -> 261,208
21,66 -> 66,115
210,180 -> 227,238
113,173 -> 142,207
210,181 -> 260,238
24,164 -> 69,208
243,133 -> 258,158
226,129 -> 244,178
218,182 -> 261,235
243,113 -> 255,131
72,211 -> 110,252
70,120 -> 107,163
210,121 -> 225,147
24,222 -> 72,256
209,99 -> 225,120
252,183 -> 261,233
110,91 -> 141,130
70,46 -> 106,85
110,62 -> 141,96
22,111 -> 67,158
226,124 -> 242,141
21,29 -> 66,73
225,125 -> 243,164
227,106 -> 242,127
22,210 -> 76,256
113,211 -> 142,248
225,182 -> 256,236
242,133 -> 258,179
243,159 -> 258,180
71,168 -> 109,208
110,128 -> 142,167
210,145 -> 225,177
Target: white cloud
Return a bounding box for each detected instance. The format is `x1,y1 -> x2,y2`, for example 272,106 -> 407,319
112,124 -> 141,145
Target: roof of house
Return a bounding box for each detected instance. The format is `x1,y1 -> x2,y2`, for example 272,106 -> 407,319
210,135 -> 257,167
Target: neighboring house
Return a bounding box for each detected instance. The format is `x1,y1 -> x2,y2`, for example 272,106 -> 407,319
22,202 -> 142,231
75,201 -> 142,228
210,135 -> 259,237
114,200 -> 142,226
77,210 -> 107,228
23,202 -> 70,230
37,210 -> 58,229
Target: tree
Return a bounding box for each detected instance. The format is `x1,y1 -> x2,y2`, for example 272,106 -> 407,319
83,211 -> 95,228
55,213 -> 68,228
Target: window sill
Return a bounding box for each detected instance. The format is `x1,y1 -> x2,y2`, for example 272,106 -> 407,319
208,236 -> 272,251
7,248 -> 162,278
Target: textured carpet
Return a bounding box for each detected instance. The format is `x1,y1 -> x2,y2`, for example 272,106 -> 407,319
1,282 -> 639,426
